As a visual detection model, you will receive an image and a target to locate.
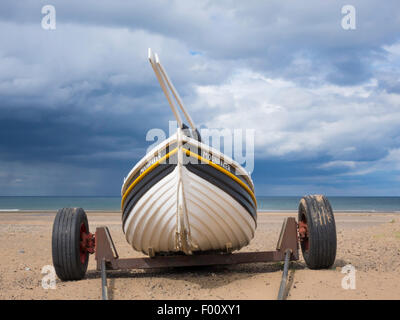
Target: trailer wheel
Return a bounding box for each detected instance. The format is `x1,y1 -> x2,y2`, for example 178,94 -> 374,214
298,195 -> 337,269
52,208 -> 90,280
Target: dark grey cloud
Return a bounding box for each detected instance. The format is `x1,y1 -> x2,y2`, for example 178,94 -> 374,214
2,0 -> 400,86
0,1 -> 399,195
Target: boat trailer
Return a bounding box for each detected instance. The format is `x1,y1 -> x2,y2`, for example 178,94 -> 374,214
52,195 -> 337,300
95,217 -> 298,300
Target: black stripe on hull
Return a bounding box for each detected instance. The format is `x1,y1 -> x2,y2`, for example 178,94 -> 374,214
185,162 -> 257,224
123,141 -> 254,196
121,153 -> 257,230
123,142 -> 178,191
181,142 -> 254,192
122,163 -> 176,229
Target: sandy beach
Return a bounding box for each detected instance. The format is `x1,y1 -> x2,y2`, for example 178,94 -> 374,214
0,210 -> 399,300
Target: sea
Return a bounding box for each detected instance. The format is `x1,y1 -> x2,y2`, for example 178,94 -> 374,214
0,196 -> 399,212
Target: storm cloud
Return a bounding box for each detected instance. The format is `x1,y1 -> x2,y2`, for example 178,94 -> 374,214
0,1 -> 399,196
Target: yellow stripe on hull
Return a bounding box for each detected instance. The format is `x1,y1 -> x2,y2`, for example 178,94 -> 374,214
121,148 -> 256,209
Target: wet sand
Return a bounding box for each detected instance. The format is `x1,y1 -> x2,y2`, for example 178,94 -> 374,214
0,210 -> 399,300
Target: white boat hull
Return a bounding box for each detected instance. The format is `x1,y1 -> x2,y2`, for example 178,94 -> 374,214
123,165 -> 256,255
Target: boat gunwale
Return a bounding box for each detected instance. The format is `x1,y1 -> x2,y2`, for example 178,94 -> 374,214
121,148 -> 257,215
122,134 -> 255,195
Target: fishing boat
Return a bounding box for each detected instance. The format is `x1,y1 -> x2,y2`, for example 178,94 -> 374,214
51,50 -> 336,284
121,49 -> 257,256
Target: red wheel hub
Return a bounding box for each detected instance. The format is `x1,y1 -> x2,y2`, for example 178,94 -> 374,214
298,219 -> 310,251
79,223 -> 95,264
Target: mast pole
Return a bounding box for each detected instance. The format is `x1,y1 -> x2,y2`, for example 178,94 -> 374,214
148,48 -> 183,128
155,54 -> 196,132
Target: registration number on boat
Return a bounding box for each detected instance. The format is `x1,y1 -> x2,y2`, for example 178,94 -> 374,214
201,151 -> 231,171
140,154 -> 162,174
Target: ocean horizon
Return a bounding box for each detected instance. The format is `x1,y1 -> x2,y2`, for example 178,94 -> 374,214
0,196 -> 399,212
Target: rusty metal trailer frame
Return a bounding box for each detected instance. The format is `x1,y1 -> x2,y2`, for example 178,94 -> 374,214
94,217 -> 299,300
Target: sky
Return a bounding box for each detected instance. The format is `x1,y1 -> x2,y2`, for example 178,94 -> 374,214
0,0 -> 399,196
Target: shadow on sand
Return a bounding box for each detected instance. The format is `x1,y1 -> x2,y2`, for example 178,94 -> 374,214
84,259 -> 310,299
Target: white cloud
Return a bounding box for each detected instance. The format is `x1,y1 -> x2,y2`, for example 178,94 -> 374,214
317,148 -> 400,177
319,161 -> 357,169
191,68 -> 400,162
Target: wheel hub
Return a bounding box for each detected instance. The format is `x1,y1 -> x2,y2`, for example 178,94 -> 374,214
298,220 -> 309,251
79,223 -> 95,264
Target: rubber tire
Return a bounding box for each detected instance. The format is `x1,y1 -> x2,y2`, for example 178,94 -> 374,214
52,208 -> 89,280
298,195 -> 337,269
